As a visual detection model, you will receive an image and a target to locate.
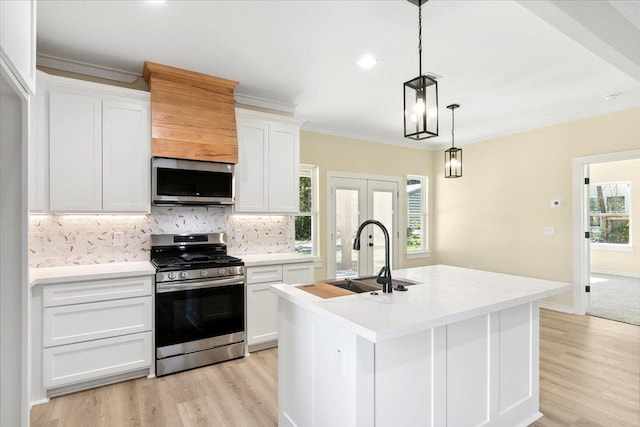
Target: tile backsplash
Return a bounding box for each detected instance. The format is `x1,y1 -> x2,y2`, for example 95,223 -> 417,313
29,206 -> 295,267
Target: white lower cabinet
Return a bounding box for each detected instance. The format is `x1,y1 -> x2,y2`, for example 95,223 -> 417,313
246,261 -> 314,351
43,297 -> 152,347
247,282 -> 280,348
43,332 -> 151,389
40,275 -> 153,394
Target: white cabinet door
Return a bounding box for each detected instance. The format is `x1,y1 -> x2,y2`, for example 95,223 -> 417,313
43,297 -> 152,347
235,119 -> 269,212
0,0 -> 36,94
235,109 -> 303,214
268,124 -> 299,212
49,91 -> 102,212
247,282 -> 279,347
102,99 -> 150,212
283,262 -> 314,285
29,77 -> 48,212
43,331 -> 151,388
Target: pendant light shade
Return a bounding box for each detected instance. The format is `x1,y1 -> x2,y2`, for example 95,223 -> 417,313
404,0 -> 438,140
404,75 -> 438,139
445,104 -> 462,178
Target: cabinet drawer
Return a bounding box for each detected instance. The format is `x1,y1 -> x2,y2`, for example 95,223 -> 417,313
283,262 -> 314,285
247,265 -> 283,284
43,276 -> 152,307
43,331 -> 151,389
43,297 -> 152,347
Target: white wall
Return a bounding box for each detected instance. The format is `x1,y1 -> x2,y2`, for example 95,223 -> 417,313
433,107 -> 640,308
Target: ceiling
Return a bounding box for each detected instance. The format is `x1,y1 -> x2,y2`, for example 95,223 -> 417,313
36,0 -> 640,151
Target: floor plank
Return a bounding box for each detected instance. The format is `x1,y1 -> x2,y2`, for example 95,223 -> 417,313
31,309 -> 640,426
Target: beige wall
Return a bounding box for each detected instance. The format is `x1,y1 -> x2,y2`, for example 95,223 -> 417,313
590,158 -> 640,276
300,131 -> 435,280
433,107 -> 640,307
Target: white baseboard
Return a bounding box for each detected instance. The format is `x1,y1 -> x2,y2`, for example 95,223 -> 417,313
590,269 -> 640,278
540,301 -> 574,314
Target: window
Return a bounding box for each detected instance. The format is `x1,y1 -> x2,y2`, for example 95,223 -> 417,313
407,175 -> 428,253
589,182 -> 631,245
295,165 -> 318,255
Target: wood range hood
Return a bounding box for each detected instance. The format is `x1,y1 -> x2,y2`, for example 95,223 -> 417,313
142,61 -> 239,163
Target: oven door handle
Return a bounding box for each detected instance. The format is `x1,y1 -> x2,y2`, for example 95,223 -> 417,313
156,276 -> 245,293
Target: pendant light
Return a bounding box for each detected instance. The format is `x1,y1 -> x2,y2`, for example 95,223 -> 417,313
404,0 -> 438,140
444,104 -> 462,178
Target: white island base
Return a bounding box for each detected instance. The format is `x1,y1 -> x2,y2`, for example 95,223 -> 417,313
273,265 -> 571,427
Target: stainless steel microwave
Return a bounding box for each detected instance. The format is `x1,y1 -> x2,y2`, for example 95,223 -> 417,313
152,157 -> 234,205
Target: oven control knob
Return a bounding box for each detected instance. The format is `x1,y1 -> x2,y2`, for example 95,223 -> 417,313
201,270 -> 209,278
180,271 -> 189,279
168,272 -> 177,280
218,268 -> 227,276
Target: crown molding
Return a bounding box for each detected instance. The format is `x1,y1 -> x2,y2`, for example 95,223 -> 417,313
234,93 -> 296,114
36,54 -> 141,83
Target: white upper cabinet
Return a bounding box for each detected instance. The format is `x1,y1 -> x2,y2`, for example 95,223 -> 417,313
0,0 -> 36,94
102,100 -> 150,212
34,72 -> 150,213
49,91 -> 103,212
235,109 -> 303,213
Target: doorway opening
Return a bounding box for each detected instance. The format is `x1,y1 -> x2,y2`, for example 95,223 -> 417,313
586,159 -> 640,325
573,150 -> 640,326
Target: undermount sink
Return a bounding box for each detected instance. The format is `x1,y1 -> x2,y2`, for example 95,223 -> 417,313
326,276 -> 420,293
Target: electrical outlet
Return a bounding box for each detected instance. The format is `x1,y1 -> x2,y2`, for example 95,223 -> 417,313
113,231 -> 125,247
233,229 -> 243,240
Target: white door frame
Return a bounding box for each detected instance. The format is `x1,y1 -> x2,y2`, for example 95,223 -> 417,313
572,149 -> 640,314
326,171 -> 402,279
0,59 -> 30,427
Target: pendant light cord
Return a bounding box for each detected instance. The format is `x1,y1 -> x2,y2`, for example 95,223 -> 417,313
451,107 -> 455,148
418,5 -> 422,76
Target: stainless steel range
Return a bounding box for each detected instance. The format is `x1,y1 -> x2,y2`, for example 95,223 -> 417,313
151,233 -> 245,376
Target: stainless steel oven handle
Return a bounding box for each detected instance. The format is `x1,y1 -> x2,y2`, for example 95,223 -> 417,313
156,276 -> 245,293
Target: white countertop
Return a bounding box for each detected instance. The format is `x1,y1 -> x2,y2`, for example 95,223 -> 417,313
271,264 -> 572,343
238,253 -> 316,267
30,261 -> 155,287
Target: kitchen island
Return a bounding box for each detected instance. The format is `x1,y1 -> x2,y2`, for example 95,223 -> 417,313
271,264 -> 572,427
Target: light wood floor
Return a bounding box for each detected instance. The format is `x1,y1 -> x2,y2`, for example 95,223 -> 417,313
31,309 -> 640,427
532,309 -> 639,427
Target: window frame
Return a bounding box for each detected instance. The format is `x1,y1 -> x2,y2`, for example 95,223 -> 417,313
589,180 -> 632,249
406,174 -> 430,258
294,164 -> 319,257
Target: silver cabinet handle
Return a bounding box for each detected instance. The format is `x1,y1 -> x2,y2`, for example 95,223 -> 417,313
156,276 -> 245,293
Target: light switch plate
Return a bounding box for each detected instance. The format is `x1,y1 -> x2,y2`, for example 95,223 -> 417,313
551,199 -> 563,208
544,226 -> 555,236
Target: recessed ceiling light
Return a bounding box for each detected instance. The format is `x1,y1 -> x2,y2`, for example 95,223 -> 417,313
603,92 -> 623,101
357,55 -> 377,69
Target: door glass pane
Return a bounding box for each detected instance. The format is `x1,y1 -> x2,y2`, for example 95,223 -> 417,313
372,191 -> 393,275
335,189 -> 360,278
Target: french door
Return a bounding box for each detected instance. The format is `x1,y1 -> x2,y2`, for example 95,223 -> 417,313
327,174 -> 399,279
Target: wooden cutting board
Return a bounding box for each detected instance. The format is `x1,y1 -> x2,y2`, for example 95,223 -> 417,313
297,283 -> 355,299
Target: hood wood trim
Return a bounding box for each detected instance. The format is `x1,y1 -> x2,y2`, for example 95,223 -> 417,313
143,62 -> 239,163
